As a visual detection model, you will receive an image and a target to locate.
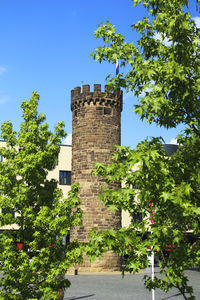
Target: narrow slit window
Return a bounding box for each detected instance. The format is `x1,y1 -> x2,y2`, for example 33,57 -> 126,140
73,110 -> 77,118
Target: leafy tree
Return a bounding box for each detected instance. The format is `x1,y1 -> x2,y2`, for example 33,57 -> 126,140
89,0 -> 200,299
0,92 -> 83,300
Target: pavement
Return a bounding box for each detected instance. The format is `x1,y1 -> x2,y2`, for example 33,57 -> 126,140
64,268 -> 200,300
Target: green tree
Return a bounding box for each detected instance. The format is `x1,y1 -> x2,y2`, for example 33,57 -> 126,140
89,0 -> 200,299
0,92 -> 83,300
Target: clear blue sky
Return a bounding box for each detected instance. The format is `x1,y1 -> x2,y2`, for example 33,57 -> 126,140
0,0 -> 199,148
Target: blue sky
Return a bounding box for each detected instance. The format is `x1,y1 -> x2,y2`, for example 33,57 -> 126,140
0,0 -> 199,148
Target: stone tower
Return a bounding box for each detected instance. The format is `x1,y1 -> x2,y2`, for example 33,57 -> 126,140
70,84 -> 123,272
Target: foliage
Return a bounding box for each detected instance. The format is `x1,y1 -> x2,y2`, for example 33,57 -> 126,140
0,92 -> 83,299
90,0 -> 200,299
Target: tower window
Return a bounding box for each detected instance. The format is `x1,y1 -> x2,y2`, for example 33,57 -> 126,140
91,151 -> 95,161
59,171 -> 71,185
96,107 -> 103,115
104,107 -> 112,115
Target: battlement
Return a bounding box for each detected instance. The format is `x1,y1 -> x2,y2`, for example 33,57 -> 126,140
71,84 -> 123,111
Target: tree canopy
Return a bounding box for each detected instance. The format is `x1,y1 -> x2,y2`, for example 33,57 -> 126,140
89,1 -> 200,299
0,92 -> 83,300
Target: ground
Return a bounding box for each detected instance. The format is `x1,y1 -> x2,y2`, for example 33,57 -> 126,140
64,268 -> 200,300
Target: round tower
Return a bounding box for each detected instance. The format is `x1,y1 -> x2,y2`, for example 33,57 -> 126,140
70,84 -> 123,272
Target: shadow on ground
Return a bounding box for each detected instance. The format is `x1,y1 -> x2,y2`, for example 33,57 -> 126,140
65,294 -> 95,300
161,293 -> 183,300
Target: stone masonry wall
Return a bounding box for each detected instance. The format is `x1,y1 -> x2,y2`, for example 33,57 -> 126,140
70,84 -> 123,272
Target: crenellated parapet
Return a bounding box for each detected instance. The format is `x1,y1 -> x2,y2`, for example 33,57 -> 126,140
71,84 -> 123,112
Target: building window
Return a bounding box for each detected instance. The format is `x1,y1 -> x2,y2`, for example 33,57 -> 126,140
133,212 -> 142,223
59,171 -> 71,185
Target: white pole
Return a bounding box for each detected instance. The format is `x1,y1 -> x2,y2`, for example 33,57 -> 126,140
150,229 -> 155,300
150,203 -> 155,300
152,248 -> 155,300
